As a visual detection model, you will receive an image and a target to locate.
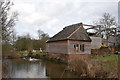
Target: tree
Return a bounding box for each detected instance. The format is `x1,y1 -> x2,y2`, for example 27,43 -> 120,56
15,29 -> 50,51
0,0 -> 18,55
40,33 -> 49,50
36,29 -> 49,50
15,34 -> 33,51
10,29 -> 17,45
37,29 -> 44,40
0,0 -> 18,42
92,13 -> 117,40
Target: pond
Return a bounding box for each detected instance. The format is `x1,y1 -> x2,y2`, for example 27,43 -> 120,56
4,58 -> 80,79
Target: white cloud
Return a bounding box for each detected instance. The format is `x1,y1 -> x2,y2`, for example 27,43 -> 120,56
22,13 -> 50,25
11,0 -> 118,38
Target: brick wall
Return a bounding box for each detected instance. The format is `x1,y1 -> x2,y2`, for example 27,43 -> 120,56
69,40 -> 91,54
46,40 -> 91,54
46,41 -> 68,54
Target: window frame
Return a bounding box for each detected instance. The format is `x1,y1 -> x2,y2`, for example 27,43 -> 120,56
80,44 -> 84,52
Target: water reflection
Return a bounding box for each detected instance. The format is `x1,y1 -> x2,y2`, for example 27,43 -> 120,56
5,59 -> 80,78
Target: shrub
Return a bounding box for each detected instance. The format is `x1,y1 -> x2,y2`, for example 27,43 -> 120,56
68,58 -> 110,78
68,58 -> 88,76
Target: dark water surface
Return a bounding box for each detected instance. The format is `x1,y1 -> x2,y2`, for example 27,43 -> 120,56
5,59 -> 80,78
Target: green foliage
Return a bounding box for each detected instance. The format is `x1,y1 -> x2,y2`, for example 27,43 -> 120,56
19,50 -> 44,56
19,51 -> 29,56
15,32 -> 49,51
1,0 -> 18,55
2,43 -> 14,56
15,36 -> 33,51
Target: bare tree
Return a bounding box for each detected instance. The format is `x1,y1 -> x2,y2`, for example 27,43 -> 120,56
37,29 -> 44,40
10,29 -> 17,45
92,13 -> 117,40
0,0 -> 18,42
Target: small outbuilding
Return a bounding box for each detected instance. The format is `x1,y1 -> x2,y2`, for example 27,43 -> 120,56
46,23 -> 92,60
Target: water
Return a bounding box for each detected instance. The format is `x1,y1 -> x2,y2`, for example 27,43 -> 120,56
4,58 -> 80,78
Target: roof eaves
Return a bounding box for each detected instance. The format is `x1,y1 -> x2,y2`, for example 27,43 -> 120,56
46,39 -> 68,43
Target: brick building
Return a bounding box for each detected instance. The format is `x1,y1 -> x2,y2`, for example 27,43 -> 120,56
46,23 -> 92,60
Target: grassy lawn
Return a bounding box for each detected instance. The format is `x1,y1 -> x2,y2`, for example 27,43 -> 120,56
93,54 -> 119,61
19,51 -> 28,56
19,50 -> 46,56
91,54 -> 119,72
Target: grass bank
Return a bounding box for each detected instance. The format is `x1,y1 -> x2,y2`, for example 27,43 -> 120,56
68,54 -> 119,78
91,54 -> 119,72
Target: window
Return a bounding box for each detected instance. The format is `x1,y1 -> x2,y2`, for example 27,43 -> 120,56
73,44 -> 84,52
73,44 -> 79,52
76,44 -> 79,47
76,44 -> 79,52
74,45 -> 76,48
80,44 -> 84,52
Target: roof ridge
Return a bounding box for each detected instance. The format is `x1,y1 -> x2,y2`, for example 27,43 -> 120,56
65,22 -> 82,27
67,24 -> 83,39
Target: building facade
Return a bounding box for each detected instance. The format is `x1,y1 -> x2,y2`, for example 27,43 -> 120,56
46,23 -> 92,55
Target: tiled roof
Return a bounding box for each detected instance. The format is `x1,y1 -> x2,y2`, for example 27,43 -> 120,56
47,23 -> 91,42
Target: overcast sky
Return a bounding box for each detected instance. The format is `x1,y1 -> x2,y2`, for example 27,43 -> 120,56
11,0 -> 119,39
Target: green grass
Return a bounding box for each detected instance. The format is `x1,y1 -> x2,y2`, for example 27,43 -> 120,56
19,50 -> 46,56
19,51 -> 29,56
94,54 -> 118,62
91,54 -> 119,71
